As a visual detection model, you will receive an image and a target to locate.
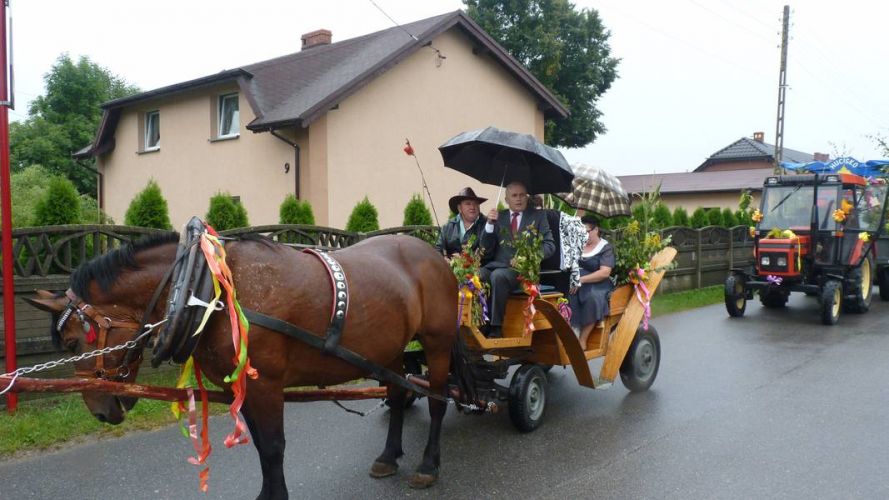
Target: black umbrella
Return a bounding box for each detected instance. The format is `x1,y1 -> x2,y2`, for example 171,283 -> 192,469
438,126 -> 574,195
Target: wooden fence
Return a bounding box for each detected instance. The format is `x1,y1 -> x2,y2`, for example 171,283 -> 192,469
0,223 -> 752,370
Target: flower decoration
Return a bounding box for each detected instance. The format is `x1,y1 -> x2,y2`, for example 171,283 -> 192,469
451,235 -> 489,327
506,223 -> 544,335
751,209 -> 763,222
859,232 -> 871,242
749,226 -> 756,238
766,275 -> 783,286
556,297 -> 572,322
833,209 -> 846,223
841,198 -> 853,214
403,139 -> 415,156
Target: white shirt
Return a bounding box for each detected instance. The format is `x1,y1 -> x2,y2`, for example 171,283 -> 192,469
485,211 -> 522,233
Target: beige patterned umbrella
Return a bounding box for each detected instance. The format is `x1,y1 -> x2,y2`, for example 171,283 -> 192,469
556,163 -> 631,217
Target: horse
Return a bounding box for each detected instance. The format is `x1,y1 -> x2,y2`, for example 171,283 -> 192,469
26,231 -> 474,499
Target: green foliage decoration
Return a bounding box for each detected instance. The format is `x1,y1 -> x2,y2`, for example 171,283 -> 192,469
33,176 -> 81,226
402,194 -> 433,226
124,179 -> 171,229
611,187 -> 673,286
205,192 -> 249,231
345,196 -> 380,232
279,195 -> 315,225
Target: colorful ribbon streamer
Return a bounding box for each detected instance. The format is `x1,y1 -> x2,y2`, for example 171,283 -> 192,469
520,278 -> 539,336
630,268 -> 652,330
766,274 -> 783,286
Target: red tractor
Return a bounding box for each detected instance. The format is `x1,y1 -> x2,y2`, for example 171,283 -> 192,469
725,173 -> 889,324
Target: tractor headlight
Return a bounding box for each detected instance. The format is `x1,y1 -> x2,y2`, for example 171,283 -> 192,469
777,256 -> 787,268
761,256 -> 770,266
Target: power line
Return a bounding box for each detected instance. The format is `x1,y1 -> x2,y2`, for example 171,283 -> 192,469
367,0 -> 418,41
686,0 -> 776,45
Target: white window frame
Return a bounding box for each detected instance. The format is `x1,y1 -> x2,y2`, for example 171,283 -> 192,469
144,110 -> 160,151
218,93 -> 239,139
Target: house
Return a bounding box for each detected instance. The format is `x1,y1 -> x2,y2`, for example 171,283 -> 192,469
75,11 -> 567,228
619,132 -> 824,211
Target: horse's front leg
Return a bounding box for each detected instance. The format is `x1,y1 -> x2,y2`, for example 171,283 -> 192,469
409,349 -> 449,489
242,388 -> 288,500
370,382 -> 406,478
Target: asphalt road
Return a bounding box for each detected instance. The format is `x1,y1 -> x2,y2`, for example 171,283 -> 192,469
3,294 -> 889,499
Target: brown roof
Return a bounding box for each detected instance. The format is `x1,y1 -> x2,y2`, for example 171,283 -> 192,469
75,11 -> 567,158
695,136 -> 813,171
619,169 -> 773,195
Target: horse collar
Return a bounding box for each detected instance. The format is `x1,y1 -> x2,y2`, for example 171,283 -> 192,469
302,248 -> 349,354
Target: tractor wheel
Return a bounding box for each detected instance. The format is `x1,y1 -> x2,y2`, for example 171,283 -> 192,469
821,279 -> 842,325
724,274 -> 747,317
760,289 -> 788,308
619,324 -> 661,392
846,256 -> 873,313
878,267 -> 889,301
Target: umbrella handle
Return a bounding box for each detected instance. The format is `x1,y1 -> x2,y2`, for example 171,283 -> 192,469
496,167 -> 508,207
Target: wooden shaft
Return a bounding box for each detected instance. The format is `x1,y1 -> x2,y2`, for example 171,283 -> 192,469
2,376 -> 387,403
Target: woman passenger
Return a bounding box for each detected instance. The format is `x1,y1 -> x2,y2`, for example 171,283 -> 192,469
568,215 -> 615,349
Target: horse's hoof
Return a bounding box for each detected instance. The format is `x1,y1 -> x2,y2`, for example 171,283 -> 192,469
369,461 -> 398,478
408,472 -> 438,489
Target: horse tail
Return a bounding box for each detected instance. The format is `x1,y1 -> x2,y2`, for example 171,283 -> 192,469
448,325 -> 479,406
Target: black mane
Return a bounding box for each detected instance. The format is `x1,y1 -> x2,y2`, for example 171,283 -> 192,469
70,232 -> 179,301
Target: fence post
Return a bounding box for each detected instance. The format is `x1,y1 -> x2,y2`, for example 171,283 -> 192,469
696,228 -> 703,288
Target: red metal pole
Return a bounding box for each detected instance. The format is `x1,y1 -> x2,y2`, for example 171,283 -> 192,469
0,0 -> 16,414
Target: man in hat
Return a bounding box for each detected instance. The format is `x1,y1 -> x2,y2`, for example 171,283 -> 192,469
435,187 -> 489,259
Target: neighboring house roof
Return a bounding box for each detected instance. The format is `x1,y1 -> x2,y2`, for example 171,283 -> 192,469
75,10 -> 568,159
619,169 -> 773,195
695,137 -> 813,171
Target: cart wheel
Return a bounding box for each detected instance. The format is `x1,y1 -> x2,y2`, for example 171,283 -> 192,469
821,279 -> 842,325
619,324 -> 660,392
724,274 -> 746,317
846,256 -> 873,313
879,268 -> 889,301
759,289 -> 788,308
508,364 -> 547,432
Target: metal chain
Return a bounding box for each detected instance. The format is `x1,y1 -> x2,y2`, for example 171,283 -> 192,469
0,321 -> 166,396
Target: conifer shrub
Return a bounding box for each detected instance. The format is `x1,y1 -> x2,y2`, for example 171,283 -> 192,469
672,206 -> 690,227
652,203 -> 673,228
206,192 -> 249,231
690,207 -> 709,228
124,179 -> 171,229
345,196 -> 380,232
279,195 -> 316,225
33,176 -> 81,226
706,207 -> 723,226
402,194 -> 433,226
721,207 -> 739,227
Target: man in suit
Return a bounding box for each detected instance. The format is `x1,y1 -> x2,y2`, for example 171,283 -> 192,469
435,187 -> 489,259
479,181 -> 556,338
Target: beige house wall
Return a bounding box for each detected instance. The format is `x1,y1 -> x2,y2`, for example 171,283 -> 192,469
99,85 -> 300,227
325,29 -> 543,228
655,192 -> 762,212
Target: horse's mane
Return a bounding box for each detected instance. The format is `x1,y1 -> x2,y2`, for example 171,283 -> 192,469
70,231 -> 179,301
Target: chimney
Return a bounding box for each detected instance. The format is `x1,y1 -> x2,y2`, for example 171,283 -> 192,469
301,29 -> 332,50
813,152 -> 829,162
752,131 -> 765,143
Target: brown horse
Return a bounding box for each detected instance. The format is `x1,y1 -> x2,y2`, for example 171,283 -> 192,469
27,232 -> 472,499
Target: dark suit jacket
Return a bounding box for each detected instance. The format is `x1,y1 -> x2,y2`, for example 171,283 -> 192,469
435,214 -> 488,257
480,207 -> 556,270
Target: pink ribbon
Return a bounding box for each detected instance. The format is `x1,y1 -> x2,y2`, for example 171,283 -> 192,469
766,275 -> 783,286
631,268 -> 652,330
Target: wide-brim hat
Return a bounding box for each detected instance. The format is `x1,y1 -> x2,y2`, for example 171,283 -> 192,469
448,187 -> 488,214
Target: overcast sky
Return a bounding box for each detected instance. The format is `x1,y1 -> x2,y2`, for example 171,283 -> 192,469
11,0 -> 889,176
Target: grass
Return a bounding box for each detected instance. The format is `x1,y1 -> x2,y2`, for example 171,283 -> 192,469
1,285 -> 724,459
652,285 -> 724,317
0,368 -> 228,459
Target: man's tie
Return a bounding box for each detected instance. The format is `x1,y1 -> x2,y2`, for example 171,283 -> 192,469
511,212 -> 519,235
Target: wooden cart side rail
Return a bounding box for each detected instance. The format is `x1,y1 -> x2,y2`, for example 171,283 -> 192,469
600,247 -> 678,382
2,376 -> 387,403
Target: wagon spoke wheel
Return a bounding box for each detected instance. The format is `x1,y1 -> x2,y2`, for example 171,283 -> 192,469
508,364 -> 547,432
619,324 -> 661,392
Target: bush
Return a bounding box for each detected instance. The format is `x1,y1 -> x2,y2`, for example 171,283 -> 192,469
672,206 -> 689,227
79,195 -> 113,225
706,208 -> 723,226
652,203 -> 672,228
33,177 -> 81,226
402,194 -> 433,226
279,195 -> 315,225
345,196 -> 380,232
690,207 -> 708,228
124,179 -> 171,229
206,192 -> 249,231
736,209 -> 752,227
721,208 -> 738,227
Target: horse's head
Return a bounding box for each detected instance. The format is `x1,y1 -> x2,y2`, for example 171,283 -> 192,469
25,233 -> 180,424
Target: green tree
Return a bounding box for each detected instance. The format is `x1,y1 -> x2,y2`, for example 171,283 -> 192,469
672,206 -> 689,227
465,0 -> 619,147
652,203 -> 673,228
206,192 -> 249,231
706,208 -> 723,227
345,196 -> 380,232
279,195 -> 315,225
33,177 -> 81,226
721,208 -> 739,227
690,207 -> 708,228
402,194 -> 433,226
736,209 -> 752,227
124,179 -> 172,229
11,54 -> 138,194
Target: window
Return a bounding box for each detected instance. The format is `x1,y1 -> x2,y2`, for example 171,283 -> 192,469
218,93 -> 239,138
144,111 -> 160,151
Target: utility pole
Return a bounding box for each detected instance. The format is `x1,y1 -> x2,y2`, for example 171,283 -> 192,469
0,0 -> 15,414
773,5 -> 790,174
